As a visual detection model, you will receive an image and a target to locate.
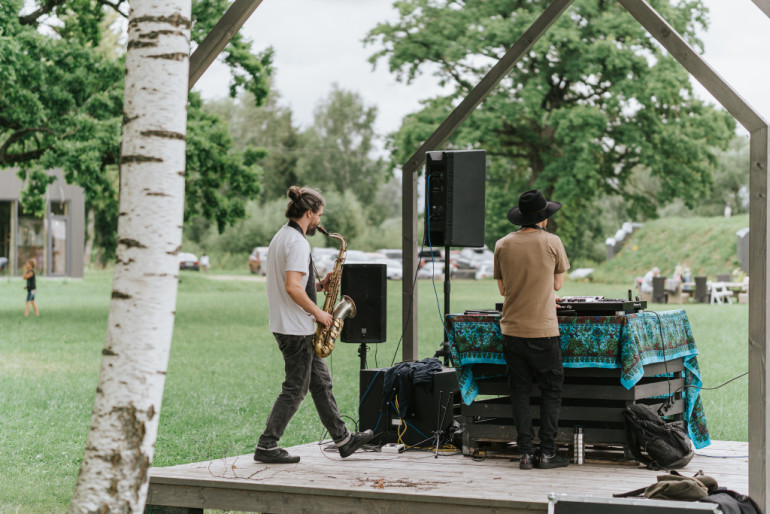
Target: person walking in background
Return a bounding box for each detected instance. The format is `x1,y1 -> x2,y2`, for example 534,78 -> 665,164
494,189 -> 570,470
200,252 -> 210,273
254,185 -> 374,464
23,259 -> 39,317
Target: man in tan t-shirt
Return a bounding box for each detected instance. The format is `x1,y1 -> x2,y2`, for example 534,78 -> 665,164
493,189 -> 570,470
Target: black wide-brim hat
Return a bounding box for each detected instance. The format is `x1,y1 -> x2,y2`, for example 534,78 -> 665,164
507,189 -> 562,226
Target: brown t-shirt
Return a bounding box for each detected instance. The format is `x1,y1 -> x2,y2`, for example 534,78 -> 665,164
493,230 -> 570,338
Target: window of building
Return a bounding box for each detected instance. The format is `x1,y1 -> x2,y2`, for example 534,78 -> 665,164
16,203 -> 45,274
0,202 -> 10,275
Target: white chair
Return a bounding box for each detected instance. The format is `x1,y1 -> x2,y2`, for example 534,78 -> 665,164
710,281 -> 734,305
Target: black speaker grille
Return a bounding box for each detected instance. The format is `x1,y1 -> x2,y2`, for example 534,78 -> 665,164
340,263 -> 387,343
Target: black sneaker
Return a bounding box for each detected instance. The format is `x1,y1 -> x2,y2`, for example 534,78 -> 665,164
337,429 -> 374,458
535,450 -> 568,469
519,453 -> 533,470
253,447 -> 300,464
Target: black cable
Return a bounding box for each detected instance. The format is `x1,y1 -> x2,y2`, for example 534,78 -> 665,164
674,371 -> 749,396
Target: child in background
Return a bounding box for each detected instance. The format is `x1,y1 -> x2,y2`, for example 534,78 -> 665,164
23,259 -> 39,317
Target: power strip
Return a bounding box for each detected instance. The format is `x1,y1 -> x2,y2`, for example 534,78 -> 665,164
381,443 -> 405,454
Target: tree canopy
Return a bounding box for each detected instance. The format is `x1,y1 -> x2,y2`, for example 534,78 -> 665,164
0,0 -> 272,262
366,0 -> 736,258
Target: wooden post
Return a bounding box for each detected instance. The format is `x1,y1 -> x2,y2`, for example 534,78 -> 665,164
188,0 -> 264,90
749,126 -> 769,513
750,0 -> 770,18
401,165 -> 419,362
400,0 -> 575,363
616,1 -> 769,506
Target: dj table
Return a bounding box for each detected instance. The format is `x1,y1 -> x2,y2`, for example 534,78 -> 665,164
446,310 -> 710,457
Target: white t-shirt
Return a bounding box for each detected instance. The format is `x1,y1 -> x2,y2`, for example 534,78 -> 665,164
266,224 -> 315,335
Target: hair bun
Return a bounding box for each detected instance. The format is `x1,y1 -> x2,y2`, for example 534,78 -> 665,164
287,186 -> 301,201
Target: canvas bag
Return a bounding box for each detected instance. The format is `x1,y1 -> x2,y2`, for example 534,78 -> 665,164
624,403 -> 695,470
615,470 -> 717,502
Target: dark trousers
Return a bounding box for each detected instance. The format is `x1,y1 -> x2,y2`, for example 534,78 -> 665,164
257,333 -> 349,449
501,334 -> 564,455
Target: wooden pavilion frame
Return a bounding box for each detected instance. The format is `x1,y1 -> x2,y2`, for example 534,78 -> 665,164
187,0 -> 770,510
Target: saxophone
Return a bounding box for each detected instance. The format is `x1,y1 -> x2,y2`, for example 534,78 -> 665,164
312,226 -> 357,358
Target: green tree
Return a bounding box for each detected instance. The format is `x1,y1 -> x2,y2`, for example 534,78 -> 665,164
205,89 -> 303,203
0,0 -> 272,262
299,85 -> 389,219
366,0 -> 735,257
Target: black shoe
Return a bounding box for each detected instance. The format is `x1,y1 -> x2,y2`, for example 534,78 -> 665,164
535,450 -> 569,469
338,429 -> 374,458
253,447 -> 300,464
519,453 -> 533,470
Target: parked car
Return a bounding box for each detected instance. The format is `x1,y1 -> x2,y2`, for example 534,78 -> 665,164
179,252 -> 199,271
418,248 -> 444,268
249,247 -> 269,275
456,246 -> 493,270
365,252 -> 403,280
376,248 -> 402,262
416,261 -> 446,280
474,262 -> 494,280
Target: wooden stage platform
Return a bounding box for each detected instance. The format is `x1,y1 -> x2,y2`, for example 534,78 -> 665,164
147,440 -> 748,513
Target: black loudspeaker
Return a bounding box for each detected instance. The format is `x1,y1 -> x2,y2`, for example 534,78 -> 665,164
359,367 -> 459,446
340,263 -> 386,343
424,150 -> 486,247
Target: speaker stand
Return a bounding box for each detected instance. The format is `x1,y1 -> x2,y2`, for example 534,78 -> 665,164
434,244 -> 455,367
431,390 -> 454,458
357,343 -> 368,370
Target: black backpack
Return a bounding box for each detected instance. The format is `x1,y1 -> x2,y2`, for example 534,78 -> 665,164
624,403 -> 694,470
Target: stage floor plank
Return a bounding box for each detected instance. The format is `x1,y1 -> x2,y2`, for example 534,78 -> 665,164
147,440 -> 748,513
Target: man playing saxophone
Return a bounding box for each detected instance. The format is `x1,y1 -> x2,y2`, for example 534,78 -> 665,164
254,186 -> 374,464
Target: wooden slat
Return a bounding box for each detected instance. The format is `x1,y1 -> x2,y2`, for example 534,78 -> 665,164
617,0 -> 767,132
188,0 -> 264,90
749,125 -> 770,513
750,0 -> 770,18
462,399 -> 684,421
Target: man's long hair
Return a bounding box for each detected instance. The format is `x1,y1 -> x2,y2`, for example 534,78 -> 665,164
285,186 -> 325,219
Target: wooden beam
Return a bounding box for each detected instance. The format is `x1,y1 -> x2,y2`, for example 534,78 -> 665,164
401,166 -> 419,362
749,126 -> 769,514
188,0 -> 264,91
750,0 -> 770,18
400,0 -> 575,362
617,0 -> 768,133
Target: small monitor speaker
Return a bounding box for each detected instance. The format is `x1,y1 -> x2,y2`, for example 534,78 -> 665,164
340,263 -> 387,343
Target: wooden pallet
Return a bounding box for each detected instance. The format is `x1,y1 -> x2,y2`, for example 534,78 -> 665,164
461,359 -> 686,459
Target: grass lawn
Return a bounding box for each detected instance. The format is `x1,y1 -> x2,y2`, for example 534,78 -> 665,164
0,271 -> 749,512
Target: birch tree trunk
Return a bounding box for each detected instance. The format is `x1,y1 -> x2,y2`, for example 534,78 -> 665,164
69,0 -> 191,510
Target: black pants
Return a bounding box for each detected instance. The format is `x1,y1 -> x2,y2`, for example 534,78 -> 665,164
257,333 -> 349,450
502,334 -> 564,455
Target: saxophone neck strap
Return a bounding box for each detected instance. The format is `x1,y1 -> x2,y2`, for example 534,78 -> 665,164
286,220 -> 317,302
288,219 -> 304,235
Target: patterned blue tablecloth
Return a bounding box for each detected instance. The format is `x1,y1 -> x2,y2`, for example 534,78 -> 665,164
446,310 -> 710,449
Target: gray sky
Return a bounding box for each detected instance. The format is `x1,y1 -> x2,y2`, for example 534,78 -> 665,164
193,0 -> 770,140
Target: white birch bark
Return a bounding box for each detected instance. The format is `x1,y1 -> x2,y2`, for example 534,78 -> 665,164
69,0 -> 191,511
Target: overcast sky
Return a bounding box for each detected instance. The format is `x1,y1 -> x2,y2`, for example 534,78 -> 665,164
193,0 -> 770,141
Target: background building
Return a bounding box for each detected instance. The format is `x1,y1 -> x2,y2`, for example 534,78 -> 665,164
0,169 -> 85,278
